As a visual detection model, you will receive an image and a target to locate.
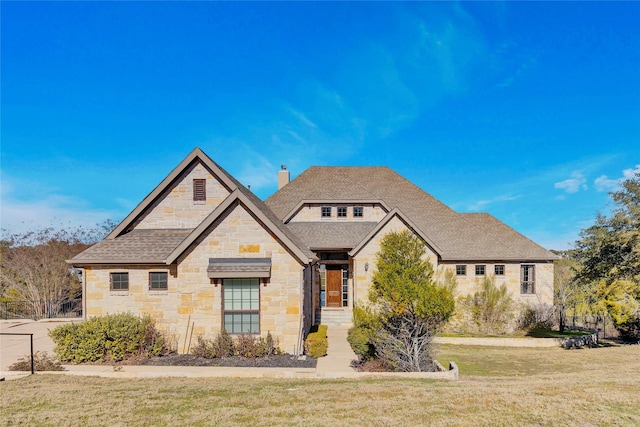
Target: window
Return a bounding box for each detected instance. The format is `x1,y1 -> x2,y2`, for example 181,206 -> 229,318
456,265 -> 466,276
353,206 -> 363,218
337,206 -> 347,218
521,265 -> 535,294
193,179 -> 206,201
321,206 -> 331,218
223,278 -> 259,334
110,272 -> 129,291
495,265 -> 505,275
149,272 -> 168,290
475,265 -> 486,276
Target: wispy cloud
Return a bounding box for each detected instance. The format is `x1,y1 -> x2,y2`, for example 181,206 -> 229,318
290,108 -> 317,129
554,171 -> 588,194
1,192 -> 118,235
467,194 -> 521,211
594,164 -> 640,192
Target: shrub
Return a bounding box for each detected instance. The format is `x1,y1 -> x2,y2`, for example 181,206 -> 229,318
9,351 -> 64,371
457,276 -> 514,335
304,325 -> 328,358
347,305 -> 378,360
518,303 -> 555,331
49,313 -> 168,363
191,331 -> 282,358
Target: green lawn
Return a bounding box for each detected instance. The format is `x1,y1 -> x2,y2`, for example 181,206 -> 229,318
2,342 -> 639,426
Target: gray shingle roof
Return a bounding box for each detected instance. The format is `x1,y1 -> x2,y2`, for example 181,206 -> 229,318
69,229 -> 192,264
287,222 -> 378,250
266,167 -> 557,261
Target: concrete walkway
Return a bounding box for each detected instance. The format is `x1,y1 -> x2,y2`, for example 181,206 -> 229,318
315,325 -> 359,378
1,321 -> 460,380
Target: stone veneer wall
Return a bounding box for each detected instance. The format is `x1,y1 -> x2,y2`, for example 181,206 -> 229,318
85,202 -> 306,355
439,261 -> 554,307
351,216 -> 554,308
134,161 -> 230,230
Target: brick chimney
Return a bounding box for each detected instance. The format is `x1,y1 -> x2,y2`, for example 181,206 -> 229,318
278,165 -> 290,190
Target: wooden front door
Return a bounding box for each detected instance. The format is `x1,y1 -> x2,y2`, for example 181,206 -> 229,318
326,268 -> 342,307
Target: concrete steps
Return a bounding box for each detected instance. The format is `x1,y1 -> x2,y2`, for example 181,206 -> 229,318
315,309 -> 353,328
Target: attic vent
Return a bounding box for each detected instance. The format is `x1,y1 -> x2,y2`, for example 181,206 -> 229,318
193,179 -> 206,201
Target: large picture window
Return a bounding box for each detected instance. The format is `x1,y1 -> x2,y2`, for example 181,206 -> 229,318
223,278 -> 259,334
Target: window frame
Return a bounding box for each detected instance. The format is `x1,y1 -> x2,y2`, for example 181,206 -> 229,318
321,206 -> 332,218
110,272 -> 129,291
149,271 -> 168,291
475,265 -> 486,276
495,265 -> 505,276
353,206 -> 363,218
521,264 -> 536,294
337,206 -> 347,218
456,265 -> 466,276
193,179 -> 206,202
222,278 -> 260,334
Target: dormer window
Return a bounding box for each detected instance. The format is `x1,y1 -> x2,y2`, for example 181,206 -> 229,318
321,206 -> 331,218
353,206 -> 363,218
337,206 -> 347,218
193,179 -> 206,201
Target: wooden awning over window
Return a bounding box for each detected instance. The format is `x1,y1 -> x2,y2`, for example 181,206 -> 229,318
207,258 -> 271,278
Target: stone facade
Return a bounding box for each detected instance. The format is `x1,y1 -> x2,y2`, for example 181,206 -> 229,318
134,162 -> 230,230
439,261 -> 554,307
85,203 -> 306,354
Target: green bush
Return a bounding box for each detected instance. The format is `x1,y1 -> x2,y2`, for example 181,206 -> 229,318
347,305 -> 378,360
49,313 -> 168,363
347,326 -> 374,360
304,325 -> 328,358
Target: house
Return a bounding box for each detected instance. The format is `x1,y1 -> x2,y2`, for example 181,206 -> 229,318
68,148 -> 557,354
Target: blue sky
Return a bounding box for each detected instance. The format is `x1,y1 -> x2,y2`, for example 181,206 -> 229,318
1,2 -> 639,250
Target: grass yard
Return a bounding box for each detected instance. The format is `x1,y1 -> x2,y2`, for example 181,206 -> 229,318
2,342 -> 639,426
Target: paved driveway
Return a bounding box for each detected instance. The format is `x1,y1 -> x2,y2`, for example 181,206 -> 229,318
0,319 -> 81,371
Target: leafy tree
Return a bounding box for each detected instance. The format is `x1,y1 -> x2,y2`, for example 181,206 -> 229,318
574,173 -> 640,341
0,221 -> 117,317
367,230 -> 455,372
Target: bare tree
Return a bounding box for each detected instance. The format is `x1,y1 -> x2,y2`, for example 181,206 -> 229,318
0,221 -> 116,318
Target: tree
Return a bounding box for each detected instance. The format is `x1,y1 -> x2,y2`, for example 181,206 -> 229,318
0,221 -> 117,318
367,230 -> 455,372
574,173 -> 640,341
553,253 -> 579,333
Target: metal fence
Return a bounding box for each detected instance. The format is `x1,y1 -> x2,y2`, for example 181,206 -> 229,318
0,299 -> 82,320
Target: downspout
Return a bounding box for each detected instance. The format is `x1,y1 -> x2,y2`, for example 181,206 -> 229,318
80,267 -> 86,320
297,266 -> 305,357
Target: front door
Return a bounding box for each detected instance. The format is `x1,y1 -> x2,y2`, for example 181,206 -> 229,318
326,268 -> 342,307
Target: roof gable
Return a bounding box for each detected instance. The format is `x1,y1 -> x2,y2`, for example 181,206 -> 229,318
166,189 -> 315,265
266,166 -> 557,261
70,148 -> 314,266
107,147 -> 240,239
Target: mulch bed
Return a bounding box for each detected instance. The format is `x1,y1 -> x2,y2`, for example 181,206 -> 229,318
136,353 -> 317,369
